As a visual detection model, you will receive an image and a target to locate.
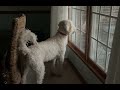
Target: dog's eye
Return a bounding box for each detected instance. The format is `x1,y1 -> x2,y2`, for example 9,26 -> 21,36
26,41 -> 34,47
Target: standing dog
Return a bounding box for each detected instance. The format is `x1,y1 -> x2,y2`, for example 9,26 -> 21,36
18,20 -> 75,84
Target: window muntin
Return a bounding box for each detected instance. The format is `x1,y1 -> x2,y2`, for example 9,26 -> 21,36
90,6 -> 119,72
69,6 -> 119,73
69,6 -> 87,53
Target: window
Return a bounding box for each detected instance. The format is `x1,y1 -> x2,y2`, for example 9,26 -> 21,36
69,6 -> 87,53
68,6 -> 119,83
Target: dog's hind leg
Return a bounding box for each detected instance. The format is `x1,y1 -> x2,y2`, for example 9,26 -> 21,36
53,59 -> 56,69
21,66 -> 29,84
35,63 -> 45,84
51,59 -> 56,73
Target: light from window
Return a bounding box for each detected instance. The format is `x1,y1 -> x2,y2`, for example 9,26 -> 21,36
69,6 -> 119,73
89,6 -> 119,72
69,6 -> 87,53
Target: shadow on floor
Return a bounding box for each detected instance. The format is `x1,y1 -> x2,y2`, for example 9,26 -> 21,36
43,59 -> 85,84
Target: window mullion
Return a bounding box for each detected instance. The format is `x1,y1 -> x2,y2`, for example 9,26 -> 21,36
105,6 -> 112,71
95,6 -> 101,63
68,6 -> 70,41
85,6 -> 92,61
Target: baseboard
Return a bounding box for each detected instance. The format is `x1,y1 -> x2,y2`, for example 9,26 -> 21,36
65,58 -> 87,84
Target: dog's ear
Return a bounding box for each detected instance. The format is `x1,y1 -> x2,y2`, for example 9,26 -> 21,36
58,21 -> 62,27
69,20 -> 76,33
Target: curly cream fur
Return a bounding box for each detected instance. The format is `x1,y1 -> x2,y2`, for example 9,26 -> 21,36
18,20 -> 75,84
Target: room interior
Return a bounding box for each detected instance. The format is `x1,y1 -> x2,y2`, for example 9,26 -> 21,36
0,6 -> 120,84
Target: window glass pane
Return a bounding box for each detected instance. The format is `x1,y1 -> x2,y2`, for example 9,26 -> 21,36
71,32 -> 76,44
72,9 -> 76,26
100,6 -> 111,15
108,18 -> 117,47
108,33 -> 114,48
89,38 -> 97,62
111,6 -> 119,17
76,6 -> 87,10
76,6 -> 80,9
69,33 -> 72,41
69,6 -> 86,54
91,14 -> 99,39
81,11 -> 86,33
68,7 -> 72,20
69,36 -> 72,41
80,6 -> 87,11
92,6 -> 100,13
105,48 -> 111,72
79,32 -> 86,53
76,10 -> 81,29
72,6 -> 77,8
98,16 -> 109,45
97,42 -> 107,71
76,30 -> 81,48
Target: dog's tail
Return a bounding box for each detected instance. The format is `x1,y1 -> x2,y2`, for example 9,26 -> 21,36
18,42 -> 30,56
18,29 -> 38,55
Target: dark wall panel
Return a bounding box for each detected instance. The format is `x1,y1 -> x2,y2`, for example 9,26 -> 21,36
0,12 -> 50,59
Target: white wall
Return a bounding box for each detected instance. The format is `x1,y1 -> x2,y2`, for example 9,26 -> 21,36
50,6 -> 68,37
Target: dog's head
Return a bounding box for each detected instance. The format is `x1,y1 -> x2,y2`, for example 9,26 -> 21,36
57,20 -> 76,35
19,29 -> 38,47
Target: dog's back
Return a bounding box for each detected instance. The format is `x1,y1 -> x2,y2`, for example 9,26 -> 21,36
36,33 -> 68,62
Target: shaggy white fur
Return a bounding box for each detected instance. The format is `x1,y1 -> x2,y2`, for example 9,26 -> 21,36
18,20 -> 75,84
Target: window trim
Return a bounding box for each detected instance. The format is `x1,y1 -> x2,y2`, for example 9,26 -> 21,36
68,6 -> 109,83
68,41 -> 106,83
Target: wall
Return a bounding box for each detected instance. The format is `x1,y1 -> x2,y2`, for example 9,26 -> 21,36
50,6 -> 68,37
0,14 -> 16,57
0,6 -> 51,59
26,13 -> 50,41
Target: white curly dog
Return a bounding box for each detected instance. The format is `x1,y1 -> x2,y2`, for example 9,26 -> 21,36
18,20 -> 75,84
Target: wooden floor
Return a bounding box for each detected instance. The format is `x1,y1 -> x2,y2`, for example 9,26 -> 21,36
21,59 -> 86,84
43,59 -> 86,84
0,57 -> 86,84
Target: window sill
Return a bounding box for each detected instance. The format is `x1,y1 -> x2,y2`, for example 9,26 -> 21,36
67,41 -> 106,83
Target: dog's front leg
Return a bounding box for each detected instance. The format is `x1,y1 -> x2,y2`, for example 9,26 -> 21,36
51,58 -> 58,75
21,66 -> 29,84
56,56 -> 64,76
59,56 -> 64,74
